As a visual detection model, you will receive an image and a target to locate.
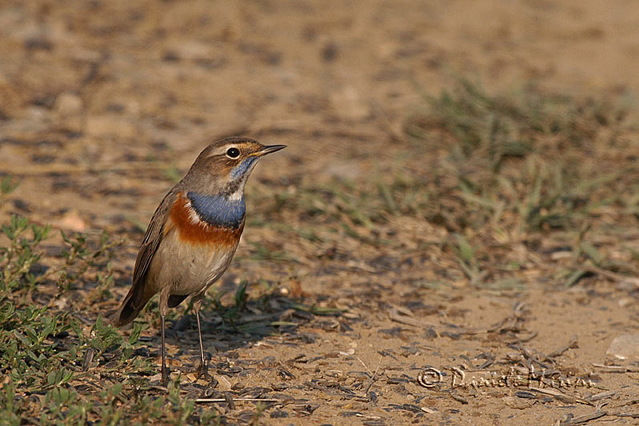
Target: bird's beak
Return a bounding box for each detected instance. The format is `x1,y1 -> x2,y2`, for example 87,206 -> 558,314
257,144 -> 287,156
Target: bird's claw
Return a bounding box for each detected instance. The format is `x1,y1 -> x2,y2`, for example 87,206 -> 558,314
161,365 -> 170,386
195,361 -> 210,381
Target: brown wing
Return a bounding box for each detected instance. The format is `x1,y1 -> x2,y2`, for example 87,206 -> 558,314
132,186 -> 181,288
112,185 -> 181,327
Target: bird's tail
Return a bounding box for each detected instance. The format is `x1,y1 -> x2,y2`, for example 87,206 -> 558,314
111,281 -> 151,327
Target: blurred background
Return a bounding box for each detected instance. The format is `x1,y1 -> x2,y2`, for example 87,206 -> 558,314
1,1 -> 638,219
2,0 -> 639,424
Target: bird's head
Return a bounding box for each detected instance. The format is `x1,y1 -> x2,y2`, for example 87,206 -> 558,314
184,137 -> 286,198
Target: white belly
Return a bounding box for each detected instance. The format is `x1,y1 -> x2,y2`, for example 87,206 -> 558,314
146,228 -> 239,297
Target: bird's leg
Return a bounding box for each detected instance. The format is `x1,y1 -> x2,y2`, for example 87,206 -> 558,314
194,297 -> 210,380
160,289 -> 170,385
161,314 -> 169,385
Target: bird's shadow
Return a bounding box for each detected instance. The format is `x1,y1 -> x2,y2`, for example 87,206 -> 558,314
129,278 -> 346,386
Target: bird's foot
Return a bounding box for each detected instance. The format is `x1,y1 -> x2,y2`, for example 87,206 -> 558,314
195,361 -> 211,381
161,365 -> 170,386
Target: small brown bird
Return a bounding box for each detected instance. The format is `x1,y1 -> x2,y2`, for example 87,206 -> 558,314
112,137 -> 285,383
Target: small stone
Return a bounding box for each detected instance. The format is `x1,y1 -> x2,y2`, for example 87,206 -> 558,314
618,298 -> 633,308
606,334 -> 639,361
162,40 -> 225,67
86,114 -> 137,138
55,210 -> 87,232
54,92 -> 84,133
503,395 -> 533,409
329,86 -> 370,121
322,41 -> 338,62
0,76 -> 22,119
217,375 -> 232,391
323,162 -> 362,180
55,92 -> 83,116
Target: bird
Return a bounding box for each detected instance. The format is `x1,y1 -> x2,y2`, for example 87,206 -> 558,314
112,136 -> 286,383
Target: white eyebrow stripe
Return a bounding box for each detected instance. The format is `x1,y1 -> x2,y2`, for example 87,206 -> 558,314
206,144 -> 239,158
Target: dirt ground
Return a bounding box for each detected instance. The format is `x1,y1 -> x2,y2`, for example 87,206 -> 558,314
2,0 -> 639,424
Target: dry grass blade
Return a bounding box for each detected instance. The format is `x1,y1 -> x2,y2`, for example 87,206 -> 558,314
588,391 -> 615,402
0,161 -> 173,176
547,336 -> 579,359
388,307 -> 437,329
195,398 -> 280,403
559,408 -> 607,425
592,364 -> 639,373
528,386 -> 593,406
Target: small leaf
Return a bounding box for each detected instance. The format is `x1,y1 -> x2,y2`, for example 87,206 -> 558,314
565,269 -> 590,287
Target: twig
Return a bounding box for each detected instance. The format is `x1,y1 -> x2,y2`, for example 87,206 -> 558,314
363,361 -> 381,395
505,331 -> 538,344
528,386 -> 593,406
616,413 -> 639,419
547,335 -> 578,359
449,391 -> 468,405
582,266 -> 639,288
588,391 -> 615,402
195,398 -> 280,404
559,408 -> 607,424
388,308 -> 437,329
592,363 -> 639,373
0,161 -> 172,176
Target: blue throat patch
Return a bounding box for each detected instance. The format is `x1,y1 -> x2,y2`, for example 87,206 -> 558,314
187,192 -> 246,228
231,156 -> 259,180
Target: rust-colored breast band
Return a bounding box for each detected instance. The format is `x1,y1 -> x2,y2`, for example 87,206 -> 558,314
169,192 -> 244,246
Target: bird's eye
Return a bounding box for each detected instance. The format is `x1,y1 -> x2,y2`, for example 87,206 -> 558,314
226,147 -> 240,159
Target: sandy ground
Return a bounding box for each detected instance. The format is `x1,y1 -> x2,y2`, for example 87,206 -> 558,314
2,0 -> 639,424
